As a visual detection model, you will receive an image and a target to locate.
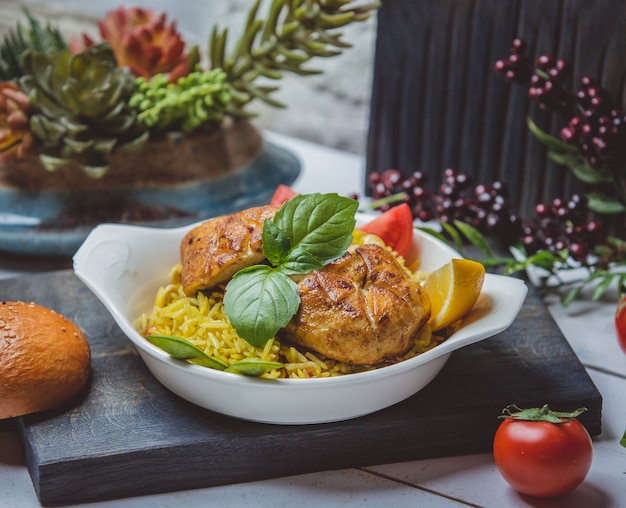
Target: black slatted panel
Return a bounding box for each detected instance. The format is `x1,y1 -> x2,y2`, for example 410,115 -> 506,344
366,0 -> 626,219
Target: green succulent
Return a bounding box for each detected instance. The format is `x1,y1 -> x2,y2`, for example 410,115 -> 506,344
4,2 -> 380,164
130,0 -> 380,133
19,44 -> 149,177
129,69 -> 233,134
210,0 -> 381,115
0,8 -> 67,81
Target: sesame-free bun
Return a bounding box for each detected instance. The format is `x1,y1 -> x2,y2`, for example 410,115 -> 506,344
0,301 -> 91,419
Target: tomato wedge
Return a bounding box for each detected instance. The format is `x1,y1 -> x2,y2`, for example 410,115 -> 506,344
360,203 -> 414,258
269,184 -> 298,206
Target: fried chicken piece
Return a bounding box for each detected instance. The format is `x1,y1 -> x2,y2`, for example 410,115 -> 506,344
180,205 -> 278,296
279,243 -> 431,365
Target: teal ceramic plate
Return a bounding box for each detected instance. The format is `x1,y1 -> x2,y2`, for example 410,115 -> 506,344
0,140 -> 300,257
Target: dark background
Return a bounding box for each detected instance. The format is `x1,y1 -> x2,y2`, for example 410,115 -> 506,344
367,0 -> 626,219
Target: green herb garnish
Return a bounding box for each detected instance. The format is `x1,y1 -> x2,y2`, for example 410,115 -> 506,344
147,334 -> 283,376
223,193 -> 358,347
146,334 -> 228,370
225,357 -> 283,376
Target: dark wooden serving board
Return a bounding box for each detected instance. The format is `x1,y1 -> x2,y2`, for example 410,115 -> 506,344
3,270 -> 601,506
366,0 -> 626,221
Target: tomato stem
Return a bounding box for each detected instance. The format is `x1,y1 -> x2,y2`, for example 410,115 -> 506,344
499,404 -> 587,424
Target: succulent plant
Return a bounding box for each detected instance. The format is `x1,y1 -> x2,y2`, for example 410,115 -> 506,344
72,6 -> 197,83
0,8 -> 67,81
0,81 -> 35,160
0,3 -> 380,177
19,44 -> 149,177
209,0 -> 380,115
129,0 -> 380,132
129,69 -> 232,133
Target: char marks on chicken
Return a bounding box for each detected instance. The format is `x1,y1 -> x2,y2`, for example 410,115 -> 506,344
278,244 -> 431,365
180,205 -> 279,296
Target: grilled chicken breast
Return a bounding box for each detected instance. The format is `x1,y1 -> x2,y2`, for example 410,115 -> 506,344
278,243 -> 431,365
180,205 -> 278,296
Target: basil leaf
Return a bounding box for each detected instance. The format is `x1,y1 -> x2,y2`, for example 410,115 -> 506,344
223,193 -> 359,348
273,193 -> 358,269
225,357 -> 283,376
262,219 -> 291,266
281,248 -> 324,274
223,265 -> 300,347
146,334 -> 228,370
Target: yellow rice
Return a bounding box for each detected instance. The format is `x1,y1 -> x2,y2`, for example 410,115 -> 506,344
134,261 -> 444,379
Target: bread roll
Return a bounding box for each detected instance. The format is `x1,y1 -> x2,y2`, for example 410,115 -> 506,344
0,301 -> 91,419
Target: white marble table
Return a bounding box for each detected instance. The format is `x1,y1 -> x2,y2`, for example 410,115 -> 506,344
0,132 -> 624,508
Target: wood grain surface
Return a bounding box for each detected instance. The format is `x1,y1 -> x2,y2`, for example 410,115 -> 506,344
2,270 -> 601,506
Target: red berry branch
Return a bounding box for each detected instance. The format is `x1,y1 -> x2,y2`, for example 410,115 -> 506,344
494,38 -> 626,211
365,38 -> 626,305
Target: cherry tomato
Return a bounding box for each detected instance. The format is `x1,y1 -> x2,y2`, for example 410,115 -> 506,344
359,203 -> 414,259
493,405 -> 593,498
614,295 -> 626,354
269,184 -> 298,206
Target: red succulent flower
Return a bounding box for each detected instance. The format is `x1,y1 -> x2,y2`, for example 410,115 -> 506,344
70,6 -> 195,82
0,82 -> 35,161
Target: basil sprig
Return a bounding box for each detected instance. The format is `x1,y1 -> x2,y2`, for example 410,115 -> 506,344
223,193 -> 358,347
146,334 -> 282,376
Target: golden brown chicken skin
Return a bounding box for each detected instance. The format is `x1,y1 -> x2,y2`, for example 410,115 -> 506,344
180,205 -> 279,296
278,243 -> 431,365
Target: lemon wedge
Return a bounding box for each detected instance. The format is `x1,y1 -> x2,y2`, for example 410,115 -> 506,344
422,258 -> 486,331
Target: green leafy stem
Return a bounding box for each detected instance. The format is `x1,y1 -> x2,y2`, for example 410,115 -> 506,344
527,117 -> 626,214
420,218 -> 626,306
